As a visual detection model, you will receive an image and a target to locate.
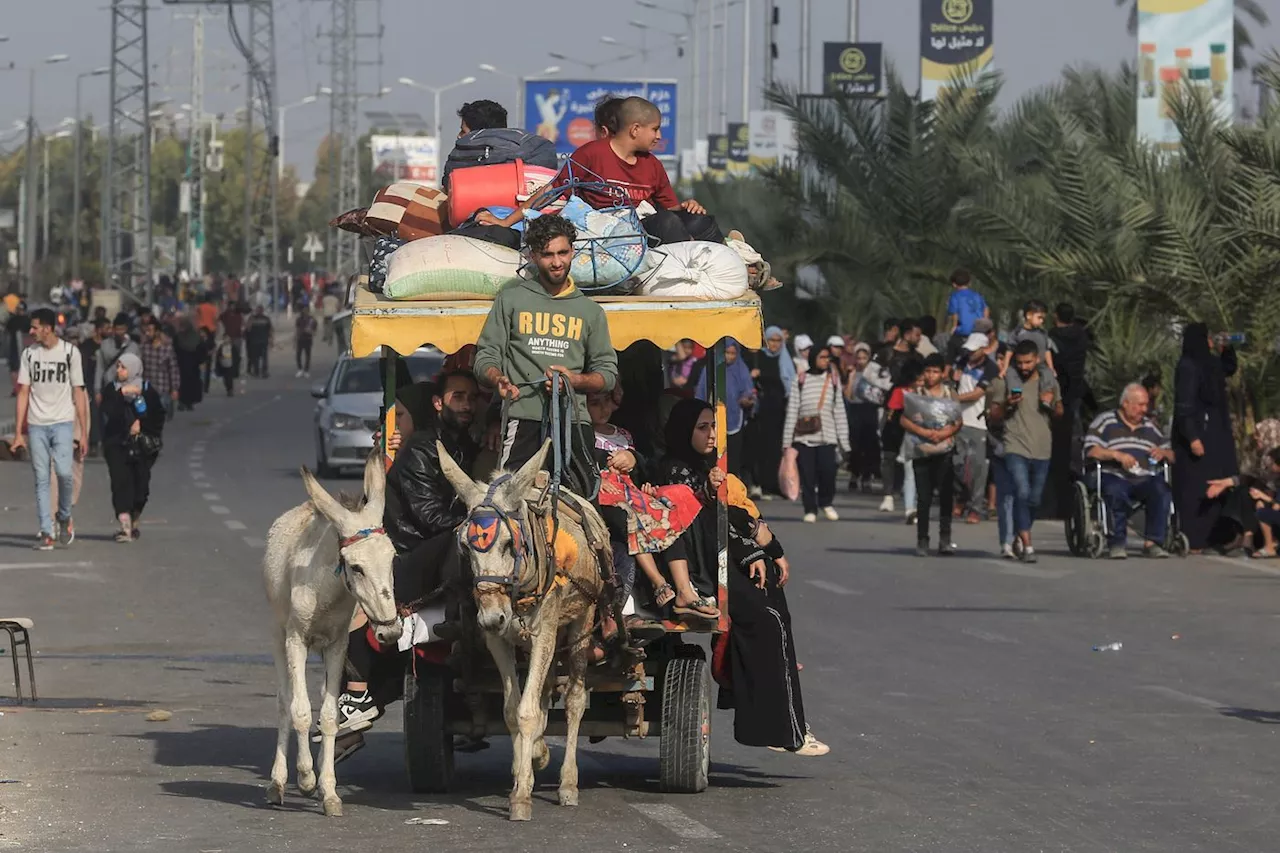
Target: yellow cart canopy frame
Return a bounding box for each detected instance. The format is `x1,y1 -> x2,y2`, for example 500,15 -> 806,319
351,286 -> 764,357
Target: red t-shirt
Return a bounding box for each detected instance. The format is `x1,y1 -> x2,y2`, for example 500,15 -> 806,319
887,387 -> 906,411
566,138 -> 679,210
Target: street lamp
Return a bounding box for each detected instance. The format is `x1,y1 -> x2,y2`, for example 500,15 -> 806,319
547,51 -> 638,74
72,66 -> 109,281
42,129 -> 73,261
397,76 -> 476,185
11,53 -> 71,287
601,35 -> 649,62
277,94 -> 319,179
478,63 -> 560,128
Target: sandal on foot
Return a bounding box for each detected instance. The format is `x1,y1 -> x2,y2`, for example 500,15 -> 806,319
624,615 -> 665,645
653,583 -> 676,609
673,595 -> 720,620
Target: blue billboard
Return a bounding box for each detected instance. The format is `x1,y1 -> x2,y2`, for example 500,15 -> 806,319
523,79 -> 678,160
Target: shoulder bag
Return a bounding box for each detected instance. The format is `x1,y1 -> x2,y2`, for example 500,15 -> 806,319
794,374 -> 830,436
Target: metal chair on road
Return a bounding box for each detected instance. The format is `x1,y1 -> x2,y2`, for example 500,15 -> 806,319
0,617 -> 37,704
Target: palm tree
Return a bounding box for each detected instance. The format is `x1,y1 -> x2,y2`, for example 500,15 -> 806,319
1115,0 -> 1269,71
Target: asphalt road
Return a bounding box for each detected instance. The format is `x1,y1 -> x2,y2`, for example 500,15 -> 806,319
4,342 -> 1280,852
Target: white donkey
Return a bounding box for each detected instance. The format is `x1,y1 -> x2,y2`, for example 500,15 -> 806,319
438,441 -> 607,821
262,452 -> 401,816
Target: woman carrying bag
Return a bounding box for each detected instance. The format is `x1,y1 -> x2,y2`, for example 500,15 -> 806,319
101,353 -> 165,542
783,345 -> 849,523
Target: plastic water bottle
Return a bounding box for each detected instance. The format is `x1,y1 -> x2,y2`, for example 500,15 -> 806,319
1092,642 -> 1123,652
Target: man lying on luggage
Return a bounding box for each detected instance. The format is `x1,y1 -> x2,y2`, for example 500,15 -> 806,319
474,213 -> 618,498
1083,382 -> 1175,560
441,99 -> 559,188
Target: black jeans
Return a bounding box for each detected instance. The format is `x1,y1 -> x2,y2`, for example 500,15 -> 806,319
296,337 -> 313,372
103,443 -> 156,517
794,443 -> 837,515
500,418 -> 599,500
642,207 -> 725,245
247,340 -> 269,377
913,452 -> 955,545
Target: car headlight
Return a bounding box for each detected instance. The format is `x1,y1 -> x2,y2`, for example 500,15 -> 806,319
330,413 -> 366,431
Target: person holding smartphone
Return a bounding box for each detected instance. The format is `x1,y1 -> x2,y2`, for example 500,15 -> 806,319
987,339 -> 1063,563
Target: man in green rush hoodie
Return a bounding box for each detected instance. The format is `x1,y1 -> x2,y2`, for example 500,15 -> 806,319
475,214 -> 618,497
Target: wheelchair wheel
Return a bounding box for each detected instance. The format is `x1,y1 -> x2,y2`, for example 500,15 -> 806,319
1066,482 -> 1092,557
1168,531 -> 1190,557
1086,530 -> 1107,559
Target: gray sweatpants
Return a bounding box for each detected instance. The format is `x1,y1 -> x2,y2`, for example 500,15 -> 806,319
952,426 -> 990,517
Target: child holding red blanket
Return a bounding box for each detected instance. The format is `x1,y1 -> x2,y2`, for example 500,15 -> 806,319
588,387 -> 718,620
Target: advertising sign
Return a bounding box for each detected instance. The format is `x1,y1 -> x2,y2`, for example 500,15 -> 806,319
748,110 -> 798,170
524,79 -> 679,160
823,42 -> 884,97
727,122 -> 751,177
920,0 -> 994,102
706,134 -> 729,180
1137,0 -> 1233,150
369,135 -> 442,187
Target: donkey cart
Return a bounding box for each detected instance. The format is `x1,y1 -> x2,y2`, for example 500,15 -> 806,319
349,283 -> 764,797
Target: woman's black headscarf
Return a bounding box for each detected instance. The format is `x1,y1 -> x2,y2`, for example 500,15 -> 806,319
396,381 -> 435,431
1181,322 -> 1211,362
807,345 -> 831,376
663,397 -> 714,469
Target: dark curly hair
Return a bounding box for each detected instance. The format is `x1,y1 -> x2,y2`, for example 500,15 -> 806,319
525,214 -> 577,254
457,100 -> 507,131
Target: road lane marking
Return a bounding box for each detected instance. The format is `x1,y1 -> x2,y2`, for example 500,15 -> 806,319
630,804 -> 720,840
0,561 -> 94,572
961,627 -> 1017,644
983,560 -> 1072,579
202,493 -> 221,501
1140,685 -> 1225,711
242,537 -> 266,548
225,520 -> 246,531
805,579 -> 861,596
209,505 -> 231,515
50,571 -> 106,583
188,461 -> 202,468
1206,554 -> 1280,576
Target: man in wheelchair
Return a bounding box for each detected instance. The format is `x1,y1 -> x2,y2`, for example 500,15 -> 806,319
1082,383 -> 1176,559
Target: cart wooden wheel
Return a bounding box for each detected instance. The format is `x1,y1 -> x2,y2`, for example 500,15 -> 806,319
403,663 -> 454,794
659,655 -> 711,794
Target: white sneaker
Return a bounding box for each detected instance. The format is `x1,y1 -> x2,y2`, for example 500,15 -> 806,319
821,506 -> 839,521
768,728 -> 830,757
1000,543 -> 1015,559
295,369 -> 305,378
878,496 -> 894,513
802,513 -> 817,524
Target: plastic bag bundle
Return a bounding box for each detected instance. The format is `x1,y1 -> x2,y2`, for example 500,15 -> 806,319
903,392 -> 962,456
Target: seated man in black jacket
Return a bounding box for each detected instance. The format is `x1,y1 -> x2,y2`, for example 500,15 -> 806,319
441,99 -> 559,188
333,369 -> 479,742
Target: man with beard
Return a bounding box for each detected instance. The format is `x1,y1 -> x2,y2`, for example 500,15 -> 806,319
475,213 -> 617,498
327,370 -> 481,753
94,314 -> 141,402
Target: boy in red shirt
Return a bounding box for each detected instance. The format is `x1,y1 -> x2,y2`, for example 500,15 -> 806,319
479,97 -> 723,245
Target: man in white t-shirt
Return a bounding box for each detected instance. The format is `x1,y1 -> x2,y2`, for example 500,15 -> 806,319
12,308 -> 89,550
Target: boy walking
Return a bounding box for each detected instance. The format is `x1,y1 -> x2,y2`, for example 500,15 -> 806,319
12,308 -> 89,550
902,354 -> 962,555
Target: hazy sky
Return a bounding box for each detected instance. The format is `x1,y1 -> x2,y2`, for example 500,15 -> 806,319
1,0 -> 1275,178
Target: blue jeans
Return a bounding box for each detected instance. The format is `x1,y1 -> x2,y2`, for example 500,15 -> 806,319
1100,473 -> 1172,547
1004,453 -> 1050,536
29,421 -> 75,535
990,455 -> 1016,547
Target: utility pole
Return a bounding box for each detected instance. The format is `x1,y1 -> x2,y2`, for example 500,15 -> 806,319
107,0 -> 153,304
765,3 -> 776,96
182,7 -> 208,281
23,71 -> 37,290
799,0 -> 811,92
321,0 -> 382,283
741,0 -> 750,121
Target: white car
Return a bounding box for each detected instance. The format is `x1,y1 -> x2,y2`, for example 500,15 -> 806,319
312,348 -> 444,477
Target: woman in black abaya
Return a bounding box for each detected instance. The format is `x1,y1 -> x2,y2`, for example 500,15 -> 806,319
1173,322 -> 1240,552
655,398 -> 828,755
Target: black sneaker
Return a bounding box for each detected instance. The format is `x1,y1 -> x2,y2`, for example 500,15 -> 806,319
311,690 -> 382,742
915,540 -> 929,557
56,517 -> 75,546
938,542 -> 956,556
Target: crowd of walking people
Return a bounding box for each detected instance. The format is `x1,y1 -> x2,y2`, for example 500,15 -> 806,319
727,270 -> 1280,563
2,276 -> 351,549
